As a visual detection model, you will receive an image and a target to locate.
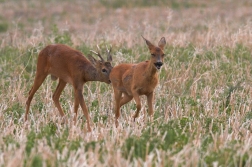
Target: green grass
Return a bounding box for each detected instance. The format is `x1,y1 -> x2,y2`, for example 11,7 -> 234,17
2,41 -> 252,166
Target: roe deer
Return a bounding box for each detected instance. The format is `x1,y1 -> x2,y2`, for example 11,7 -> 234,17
25,44 -> 113,131
109,36 -> 166,127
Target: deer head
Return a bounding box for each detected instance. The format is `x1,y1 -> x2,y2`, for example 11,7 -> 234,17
89,46 -> 113,84
142,36 -> 166,70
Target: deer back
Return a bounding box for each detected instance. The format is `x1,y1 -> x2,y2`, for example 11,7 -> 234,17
37,44 -> 113,85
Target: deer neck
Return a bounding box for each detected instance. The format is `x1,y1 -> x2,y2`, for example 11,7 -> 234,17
83,64 -> 100,82
146,61 -> 158,78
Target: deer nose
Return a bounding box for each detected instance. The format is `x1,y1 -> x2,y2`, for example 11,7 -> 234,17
154,62 -> 163,70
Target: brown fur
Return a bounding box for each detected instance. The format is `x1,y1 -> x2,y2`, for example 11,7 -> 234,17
25,44 -> 113,131
109,37 -> 166,127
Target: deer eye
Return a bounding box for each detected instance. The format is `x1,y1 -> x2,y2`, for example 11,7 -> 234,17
151,54 -> 155,57
102,69 -> 107,73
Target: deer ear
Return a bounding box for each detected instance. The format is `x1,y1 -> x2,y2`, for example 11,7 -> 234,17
142,35 -> 155,51
158,37 -> 166,50
107,47 -> 113,62
87,54 -> 97,65
107,54 -> 112,62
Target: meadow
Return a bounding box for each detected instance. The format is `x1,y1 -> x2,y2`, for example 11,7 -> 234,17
1,0 -> 252,166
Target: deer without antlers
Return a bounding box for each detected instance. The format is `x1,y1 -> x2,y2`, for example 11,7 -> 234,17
25,44 -> 113,131
109,36 -> 166,127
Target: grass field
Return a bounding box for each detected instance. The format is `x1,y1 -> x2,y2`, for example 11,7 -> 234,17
1,0 -> 252,166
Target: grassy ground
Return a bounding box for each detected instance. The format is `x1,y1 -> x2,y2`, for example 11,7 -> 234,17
1,0 -> 252,166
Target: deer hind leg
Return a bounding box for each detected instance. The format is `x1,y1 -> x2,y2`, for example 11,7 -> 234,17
52,79 -> 67,118
25,73 -> 47,121
132,93 -> 141,120
75,86 -> 91,132
113,89 -> 122,127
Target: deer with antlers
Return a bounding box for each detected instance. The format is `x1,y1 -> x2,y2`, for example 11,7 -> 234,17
25,44 -> 113,131
109,36 -> 166,127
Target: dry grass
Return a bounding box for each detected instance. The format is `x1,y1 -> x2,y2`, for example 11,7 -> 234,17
1,0 -> 252,49
1,0 -> 252,166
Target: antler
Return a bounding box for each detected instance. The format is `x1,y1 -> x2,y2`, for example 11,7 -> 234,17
90,50 -> 99,55
87,54 -> 97,65
96,45 -> 105,62
106,45 -> 112,62
90,45 -> 104,62
90,45 -> 112,62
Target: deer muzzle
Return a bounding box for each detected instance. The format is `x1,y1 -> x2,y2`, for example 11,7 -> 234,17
154,62 -> 163,70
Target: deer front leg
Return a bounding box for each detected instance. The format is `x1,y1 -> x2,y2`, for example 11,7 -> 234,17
52,79 -> 67,117
75,87 -> 91,132
73,95 -> 79,124
52,79 -> 67,124
147,92 -> 154,120
120,93 -> 133,107
113,89 -> 122,127
132,92 -> 141,120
